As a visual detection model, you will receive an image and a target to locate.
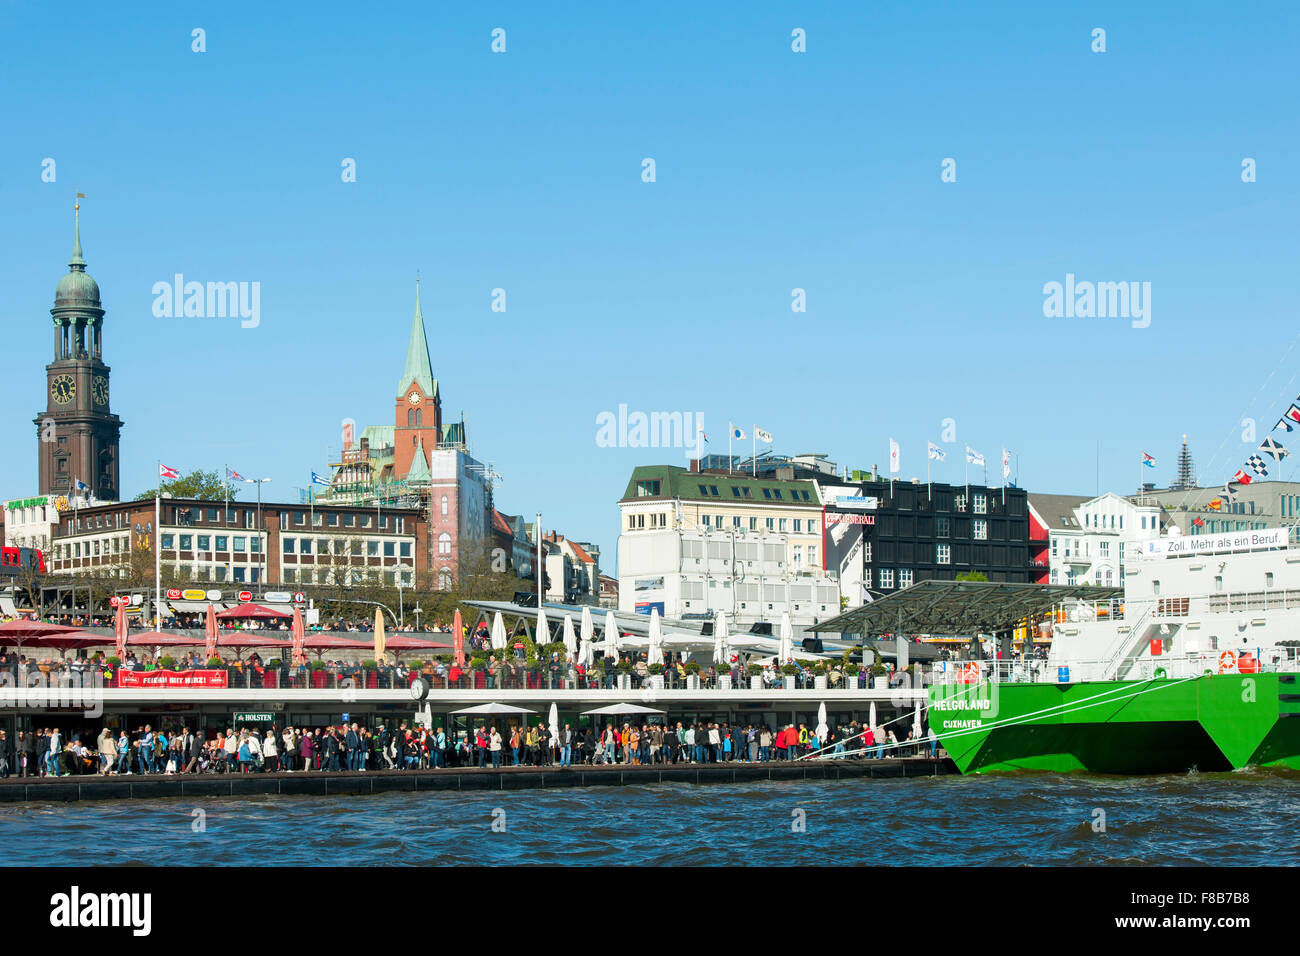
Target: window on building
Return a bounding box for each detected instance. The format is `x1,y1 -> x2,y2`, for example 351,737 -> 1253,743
879,568 -> 894,588
384,542 -> 394,557
937,517 -> 950,537
937,543 -> 951,564
899,569 -> 913,588
778,519 -> 788,532
233,537 -> 246,553
765,518 -> 774,531
300,539 -> 313,555
284,538 -> 295,554
179,534 -> 192,550
438,533 -> 451,555
367,541 -> 379,556
439,568 -> 453,590
400,542 -> 411,558
233,567 -> 246,583
793,545 -> 803,565
197,535 -> 210,550
973,494 -> 987,514
441,496 -> 449,516
215,535 -> 228,551
749,518 -> 757,531
161,534 -> 174,549
702,514 -> 711,527
793,519 -> 803,533
973,519 -> 987,540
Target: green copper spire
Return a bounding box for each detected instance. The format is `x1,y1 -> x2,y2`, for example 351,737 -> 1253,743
406,433 -> 431,483
70,200 -> 85,270
396,278 -> 437,400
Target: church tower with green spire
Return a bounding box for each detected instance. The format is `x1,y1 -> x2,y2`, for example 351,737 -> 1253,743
394,278 -> 443,480
35,201 -> 122,500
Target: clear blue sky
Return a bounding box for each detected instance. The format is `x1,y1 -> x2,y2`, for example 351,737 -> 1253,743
3,1 -> 1299,569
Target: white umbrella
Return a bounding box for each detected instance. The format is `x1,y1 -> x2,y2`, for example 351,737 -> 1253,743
534,607 -> 550,647
562,615 -> 578,657
580,606 -> 594,647
779,612 -> 794,664
603,610 -> 619,661
869,701 -> 877,740
581,703 -> 666,716
816,701 -> 829,744
450,702 -> 536,715
713,611 -> 729,665
548,701 -> 560,752
648,609 -> 664,667
490,612 -> 507,651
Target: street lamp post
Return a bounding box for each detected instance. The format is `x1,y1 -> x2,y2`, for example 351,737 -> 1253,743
397,580 -> 404,626
246,478 -> 272,592
413,604 -> 422,632
535,511 -> 542,605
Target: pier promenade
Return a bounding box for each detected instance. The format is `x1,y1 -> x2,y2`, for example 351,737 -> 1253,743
0,755 -> 954,803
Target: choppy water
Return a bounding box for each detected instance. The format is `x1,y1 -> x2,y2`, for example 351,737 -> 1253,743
2,769 -> 1297,866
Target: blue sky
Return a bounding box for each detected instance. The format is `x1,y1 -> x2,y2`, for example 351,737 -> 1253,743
3,1 -> 1299,569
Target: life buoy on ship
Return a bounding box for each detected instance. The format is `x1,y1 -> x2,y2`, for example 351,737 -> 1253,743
1237,653 -> 1258,674
958,663 -> 979,684
1218,651 -> 1237,673
1153,667 -> 1167,680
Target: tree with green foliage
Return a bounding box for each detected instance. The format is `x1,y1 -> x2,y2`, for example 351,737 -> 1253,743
955,570 -> 989,582
134,469 -> 239,501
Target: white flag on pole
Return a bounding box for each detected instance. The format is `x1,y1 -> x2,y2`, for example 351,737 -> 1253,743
730,424 -> 745,441
927,442 -> 946,462
755,426 -> 773,443
966,445 -> 985,467
1001,447 -> 1011,481
889,438 -> 900,474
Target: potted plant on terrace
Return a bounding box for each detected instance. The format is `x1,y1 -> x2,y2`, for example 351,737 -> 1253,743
747,663 -> 764,690
647,661 -> 665,690
781,663 -> 798,689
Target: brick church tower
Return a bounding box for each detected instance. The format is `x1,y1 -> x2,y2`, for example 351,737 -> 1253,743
35,202 -> 122,500
393,279 -> 442,480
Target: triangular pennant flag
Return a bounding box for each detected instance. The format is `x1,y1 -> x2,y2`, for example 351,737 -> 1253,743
1260,436 -> 1289,461
1277,404 -> 1300,432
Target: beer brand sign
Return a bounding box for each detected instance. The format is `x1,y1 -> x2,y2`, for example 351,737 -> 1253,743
117,669 -> 228,688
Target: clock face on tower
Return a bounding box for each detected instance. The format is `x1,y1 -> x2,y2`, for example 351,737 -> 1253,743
50,374 -> 75,405
408,390 -> 422,406
92,375 -> 109,406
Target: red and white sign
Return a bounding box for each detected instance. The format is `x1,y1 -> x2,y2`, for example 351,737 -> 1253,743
167,588 -> 183,600
293,592 -> 305,604
824,513 -> 876,526
117,669 -> 229,688
110,596 -> 123,608
238,590 -> 253,602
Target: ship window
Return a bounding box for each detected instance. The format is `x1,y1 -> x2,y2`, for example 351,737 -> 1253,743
1152,580 -> 1160,595
1215,575 -> 1223,592
1266,572 -> 1275,589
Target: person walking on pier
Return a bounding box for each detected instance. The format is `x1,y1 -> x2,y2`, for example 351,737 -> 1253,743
345,723 -> 361,772
18,731 -> 35,777
282,727 -> 297,772
97,728 -> 116,776
264,729 -> 279,773
489,726 -> 502,768
46,728 -> 61,776
116,729 -> 131,774
300,730 -> 315,772
186,728 -> 202,774
561,724 -> 572,767
224,728 -> 239,773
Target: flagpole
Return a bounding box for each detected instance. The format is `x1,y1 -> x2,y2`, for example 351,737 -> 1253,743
752,426 -> 756,478
154,461 -> 162,632
728,424 -> 732,474
927,452 -> 931,503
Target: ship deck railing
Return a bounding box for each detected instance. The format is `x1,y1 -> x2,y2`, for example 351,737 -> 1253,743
928,654 -> 1300,686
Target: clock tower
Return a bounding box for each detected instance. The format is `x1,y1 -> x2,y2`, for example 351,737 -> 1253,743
35,202 -> 123,500
393,278 -> 442,480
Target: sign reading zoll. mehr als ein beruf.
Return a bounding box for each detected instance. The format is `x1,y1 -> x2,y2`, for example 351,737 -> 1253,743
1143,527 -> 1287,558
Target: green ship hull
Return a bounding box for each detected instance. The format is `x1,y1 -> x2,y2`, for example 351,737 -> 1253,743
928,672 -> 1300,774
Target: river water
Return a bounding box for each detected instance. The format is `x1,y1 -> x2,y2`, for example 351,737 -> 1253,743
2,769 -> 1297,866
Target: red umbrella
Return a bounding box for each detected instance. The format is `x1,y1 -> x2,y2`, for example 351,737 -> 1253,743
0,620 -> 95,654
11,631 -> 113,653
383,634 -> 452,652
291,606 -> 307,666
213,633 -> 293,659
114,603 -> 127,661
452,608 -> 465,667
216,603 -> 292,621
204,603 -> 219,661
125,632 -> 206,648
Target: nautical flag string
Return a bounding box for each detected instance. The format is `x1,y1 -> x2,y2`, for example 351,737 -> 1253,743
1259,436 -> 1289,461
1246,454 -> 1269,477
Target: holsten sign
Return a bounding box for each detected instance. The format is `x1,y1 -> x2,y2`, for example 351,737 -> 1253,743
1142,528 -> 1287,558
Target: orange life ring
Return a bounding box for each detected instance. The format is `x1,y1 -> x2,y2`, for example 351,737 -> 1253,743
1237,653 -> 1258,674
1218,651 -> 1236,673
958,662 -> 979,684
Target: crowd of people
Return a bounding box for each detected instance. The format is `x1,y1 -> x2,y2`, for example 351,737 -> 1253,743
0,716 -> 937,778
